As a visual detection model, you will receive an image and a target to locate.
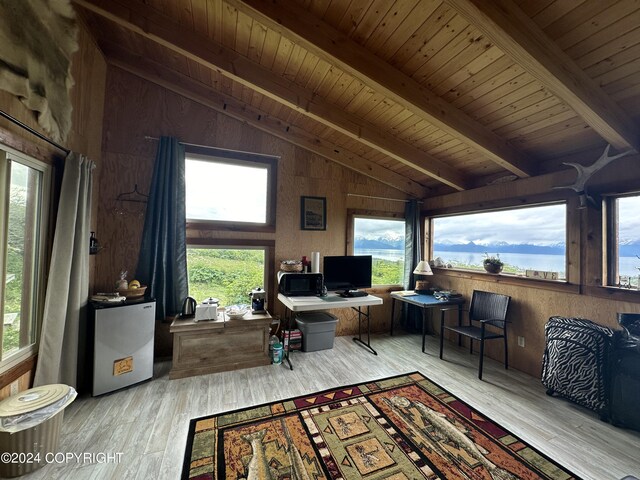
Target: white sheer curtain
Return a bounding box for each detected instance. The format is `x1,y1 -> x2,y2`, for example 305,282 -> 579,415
34,152 -> 94,388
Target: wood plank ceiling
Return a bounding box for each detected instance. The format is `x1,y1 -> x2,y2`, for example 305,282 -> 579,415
73,0 -> 640,198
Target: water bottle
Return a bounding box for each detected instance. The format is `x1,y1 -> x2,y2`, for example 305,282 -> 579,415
269,335 -> 278,361
272,342 -> 283,365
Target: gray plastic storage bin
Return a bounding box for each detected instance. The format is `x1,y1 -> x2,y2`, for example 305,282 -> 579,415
295,312 -> 338,352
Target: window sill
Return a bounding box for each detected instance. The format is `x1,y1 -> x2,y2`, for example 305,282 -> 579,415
432,267 -> 579,294
0,353 -> 37,388
187,220 -> 275,234
366,285 -> 403,295
583,285 -> 640,303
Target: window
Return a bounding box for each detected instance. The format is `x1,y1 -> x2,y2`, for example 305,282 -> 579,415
353,216 -> 405,286
1,147 -> 50,370
185,148 -> 277,230
185,147 -> 277,306
607,194 -> 640,288
186,247 -> 266,306
432,203 -> 567,279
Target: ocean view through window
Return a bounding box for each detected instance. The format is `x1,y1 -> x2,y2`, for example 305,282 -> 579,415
353,217 -> 405,286
432,204 -> 567,279
609,194 -> 640,288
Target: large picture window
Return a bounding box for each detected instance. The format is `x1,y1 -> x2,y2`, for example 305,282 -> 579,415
185,147 -> 277,307
352,216 -> 405,286
185,148 -> 277,231
432,203 -> 567,279
1,148 -> 50,371
607,194 -> 640,288
186,247 -> 266,306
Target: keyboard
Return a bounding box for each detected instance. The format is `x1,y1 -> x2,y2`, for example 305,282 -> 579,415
339,290 -> 368,298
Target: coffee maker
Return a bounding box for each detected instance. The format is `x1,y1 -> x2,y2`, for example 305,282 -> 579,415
249,287 -> 267,313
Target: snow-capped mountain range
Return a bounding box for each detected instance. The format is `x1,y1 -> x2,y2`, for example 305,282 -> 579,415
355,235 -> 403,250
355,236 -> 640,257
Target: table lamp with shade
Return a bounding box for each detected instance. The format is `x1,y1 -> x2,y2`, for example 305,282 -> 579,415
413,260 -> 433,293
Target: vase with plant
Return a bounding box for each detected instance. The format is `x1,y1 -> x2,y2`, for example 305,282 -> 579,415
483,253 -> 504,274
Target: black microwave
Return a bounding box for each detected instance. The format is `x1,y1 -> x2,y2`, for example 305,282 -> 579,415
278,272 -> 323,296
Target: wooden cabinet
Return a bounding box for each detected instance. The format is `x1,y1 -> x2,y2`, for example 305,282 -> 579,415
169,312 -> 273,379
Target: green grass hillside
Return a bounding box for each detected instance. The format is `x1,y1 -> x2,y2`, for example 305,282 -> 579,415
187,248 -> 265,306
187,249 -> 406,307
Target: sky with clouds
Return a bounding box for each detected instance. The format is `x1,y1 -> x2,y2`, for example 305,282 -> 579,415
434,204 -> 566,245
185,158 -> 268,222
183,157 -> 640,247
618,196 -> 640,242
433,197 -> 640,246
355,199 -> 640,246
354,217 -> 405,239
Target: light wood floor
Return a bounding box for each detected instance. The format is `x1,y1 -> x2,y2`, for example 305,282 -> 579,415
20,333 -> 640,480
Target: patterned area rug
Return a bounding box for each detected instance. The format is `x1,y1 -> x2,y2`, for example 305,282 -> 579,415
182,372 -> 581,479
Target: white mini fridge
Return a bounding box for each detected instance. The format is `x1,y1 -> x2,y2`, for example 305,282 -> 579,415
90,300 -> 155,396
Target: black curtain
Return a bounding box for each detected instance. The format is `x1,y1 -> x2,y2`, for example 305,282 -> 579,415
401,199 -> 422,331
136,137 -> 188,321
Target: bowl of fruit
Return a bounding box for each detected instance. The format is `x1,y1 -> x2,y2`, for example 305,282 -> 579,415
225,304 -> 250,320
117,279 -> 147,299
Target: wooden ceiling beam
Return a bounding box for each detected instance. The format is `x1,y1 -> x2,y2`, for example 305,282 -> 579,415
101,43 -> 430,198
229,0 -> 537,178
74,0 -> 469,190
446,0 -> 640,152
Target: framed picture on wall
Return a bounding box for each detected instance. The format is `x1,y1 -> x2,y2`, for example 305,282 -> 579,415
300,196 -> 326,230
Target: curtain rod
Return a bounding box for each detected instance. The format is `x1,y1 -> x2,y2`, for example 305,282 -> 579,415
347,193 -> 423,203
144,136 -> 280,160
0,109 -> 70,154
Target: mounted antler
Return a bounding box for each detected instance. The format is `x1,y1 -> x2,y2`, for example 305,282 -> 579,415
554,144 -> 634,208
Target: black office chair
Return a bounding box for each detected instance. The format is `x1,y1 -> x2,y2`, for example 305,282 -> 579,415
439,290 -> 511,380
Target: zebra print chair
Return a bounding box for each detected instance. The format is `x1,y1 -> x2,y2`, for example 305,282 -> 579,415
439,290 -> 511,380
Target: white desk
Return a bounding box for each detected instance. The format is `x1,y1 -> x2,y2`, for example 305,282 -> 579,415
277,292 -> 383,369
277,293 -> 383,311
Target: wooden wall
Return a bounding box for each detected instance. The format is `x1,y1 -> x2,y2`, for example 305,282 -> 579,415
432,275 -> 640,378
0,21 -> 107,397
96,67 -> 407,356
424,161 -> 640,378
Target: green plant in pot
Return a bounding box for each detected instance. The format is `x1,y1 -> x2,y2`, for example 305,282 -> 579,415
483,253 -> 504,274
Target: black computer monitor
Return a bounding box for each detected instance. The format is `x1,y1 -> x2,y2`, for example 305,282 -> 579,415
323,255 -> 372,293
